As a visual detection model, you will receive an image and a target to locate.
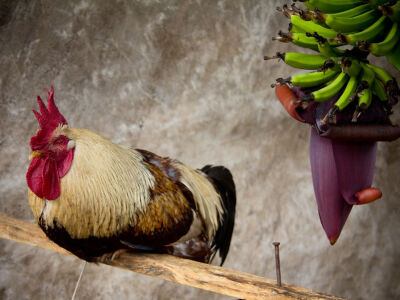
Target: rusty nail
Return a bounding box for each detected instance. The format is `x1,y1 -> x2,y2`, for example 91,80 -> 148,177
273,242 -> 281,286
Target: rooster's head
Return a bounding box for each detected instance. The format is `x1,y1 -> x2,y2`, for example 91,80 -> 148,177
26,87 -> 75,200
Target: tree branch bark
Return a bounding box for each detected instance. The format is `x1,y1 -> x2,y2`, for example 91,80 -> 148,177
0,215 -> 345,300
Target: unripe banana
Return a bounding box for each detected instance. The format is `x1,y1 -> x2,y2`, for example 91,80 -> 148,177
325,9 -> 379,33
335,75 -> 359,110
307,33 -> 346,59
306,0 -> 364,14
325,3 -> 372,18
360,62 -> 376,86
366,63 -> 395,85
335,16 -> 388,45
358,87 -> 373,110
289,23 -> 307,34
368,0 -> 395,8
341,58 -> 362,77
264,52 -> 327,69
272,32 -> 340,51
379,1 -> 400,22
372,79 -> 388,101
287,67 -> 340,88
303,72 -> 349,102
360,21 -> 400,56
386,40 -> 400,71
291,15 -> 338,39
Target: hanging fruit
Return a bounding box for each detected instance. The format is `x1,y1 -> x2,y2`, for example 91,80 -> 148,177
266,0 -> 400,244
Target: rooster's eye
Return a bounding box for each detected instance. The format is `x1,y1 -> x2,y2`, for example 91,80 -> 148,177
52,137 -> 64,145
51,135 -> 69,147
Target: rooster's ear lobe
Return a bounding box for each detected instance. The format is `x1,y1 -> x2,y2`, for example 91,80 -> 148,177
67,140 -> 75,150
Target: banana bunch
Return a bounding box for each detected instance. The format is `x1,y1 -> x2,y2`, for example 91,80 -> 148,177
287,0 -> 400,68
267,0 -> 400,245
267,0 -> 400,124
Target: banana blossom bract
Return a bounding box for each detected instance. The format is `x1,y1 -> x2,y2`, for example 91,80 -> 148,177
275,84 -> 400,244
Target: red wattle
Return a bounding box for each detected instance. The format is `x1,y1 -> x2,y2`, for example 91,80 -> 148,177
26,157 -> 45,198
42,156 -> 60,200
27,149 -> 73,200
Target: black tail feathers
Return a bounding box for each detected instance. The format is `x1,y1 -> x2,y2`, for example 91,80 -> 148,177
201,165 -> 236,266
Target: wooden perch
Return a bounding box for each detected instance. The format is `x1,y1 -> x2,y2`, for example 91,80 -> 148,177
0,215 -> 345,299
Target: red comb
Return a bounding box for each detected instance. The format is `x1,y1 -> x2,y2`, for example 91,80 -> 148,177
30,87 -> 68,150
32,87 -> 67,128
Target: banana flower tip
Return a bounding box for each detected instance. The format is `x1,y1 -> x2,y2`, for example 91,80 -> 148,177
329,237 -> 338,245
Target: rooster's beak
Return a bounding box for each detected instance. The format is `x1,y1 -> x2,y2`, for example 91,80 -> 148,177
29,150 -> 46,161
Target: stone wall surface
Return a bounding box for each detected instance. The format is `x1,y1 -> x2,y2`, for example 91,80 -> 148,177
0,1 -> 399,299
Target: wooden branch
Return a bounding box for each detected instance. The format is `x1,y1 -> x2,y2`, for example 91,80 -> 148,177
0,215 -> 345,300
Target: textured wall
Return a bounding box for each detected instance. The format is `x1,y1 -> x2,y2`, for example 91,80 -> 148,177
0,1 -> 399,299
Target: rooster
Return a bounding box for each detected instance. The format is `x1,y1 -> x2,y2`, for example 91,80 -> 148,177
26,87 -> 236,265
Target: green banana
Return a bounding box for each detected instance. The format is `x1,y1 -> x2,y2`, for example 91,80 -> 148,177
318,39 -> 341,58
324,3 -> 372,18
264,52 -> 327,69
360,21 -> 400,56
372,79 -> 388,101
304,1 -> 315,10
358,87 -> 373,110
289,23 -> 307,33
366,63 -> 395,85
360,62 -> 376,86
379,1 -> 400,22
352,63 -> 375,111
341,58 -> 362,77
307,32 -> 346,59
369,0 -> 396,8
325,9 -> 380,33
291,15 -> 338,39
336,15 -> 388,45
287,67 -> 340,88
306,0 -> 364,14
366,63 -> 399,101
272,32 -> 340,51
303,72 -> 349,101
288,33 -> 321,51
335,75 -> 359,110
386,40 -> 400,71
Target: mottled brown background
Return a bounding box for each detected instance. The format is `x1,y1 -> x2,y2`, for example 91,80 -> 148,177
0,1 -> 399,299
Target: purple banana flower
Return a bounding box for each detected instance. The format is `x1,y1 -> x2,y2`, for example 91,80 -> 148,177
310,128 -> 377,244
275,83 -> 400,244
